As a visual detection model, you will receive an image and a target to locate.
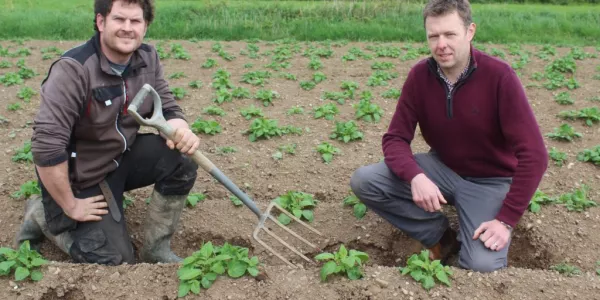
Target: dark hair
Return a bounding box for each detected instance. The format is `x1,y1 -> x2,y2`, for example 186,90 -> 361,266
423,0 -> 473,28
94,0 -> 155,31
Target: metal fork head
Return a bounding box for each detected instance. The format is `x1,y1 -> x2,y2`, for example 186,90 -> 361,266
252,202 -> 323,268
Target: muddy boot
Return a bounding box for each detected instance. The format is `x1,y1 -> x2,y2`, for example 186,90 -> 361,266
15,196 -> 73,254
140,190 -> 186,263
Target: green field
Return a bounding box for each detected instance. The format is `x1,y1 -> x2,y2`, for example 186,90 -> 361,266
0,0 -> 599,45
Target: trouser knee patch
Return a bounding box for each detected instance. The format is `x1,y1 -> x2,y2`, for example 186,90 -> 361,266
156,155 -> 198,195
69,228 -> 124,266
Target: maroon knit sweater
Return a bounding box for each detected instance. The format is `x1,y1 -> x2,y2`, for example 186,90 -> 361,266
382,47 -> 548,227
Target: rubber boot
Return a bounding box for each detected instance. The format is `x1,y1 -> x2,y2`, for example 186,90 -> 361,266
140,190 -> 186,263
14,195 -> 73,255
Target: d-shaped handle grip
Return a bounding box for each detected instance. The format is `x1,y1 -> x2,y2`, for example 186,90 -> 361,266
127,84 -> 175,139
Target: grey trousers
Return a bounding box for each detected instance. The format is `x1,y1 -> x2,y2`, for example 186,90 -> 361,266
350,153 -> 513,273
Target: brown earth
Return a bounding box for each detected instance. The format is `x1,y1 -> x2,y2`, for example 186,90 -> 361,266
0,39 -> 599,299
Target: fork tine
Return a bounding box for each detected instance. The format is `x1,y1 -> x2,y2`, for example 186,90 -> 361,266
252,227 -> 296,268
269,202 -> 323,236
260,226 -> 314,263
267,214 -> 319,249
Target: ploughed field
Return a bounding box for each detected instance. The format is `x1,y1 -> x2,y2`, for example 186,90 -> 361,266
0,39 -> 599,299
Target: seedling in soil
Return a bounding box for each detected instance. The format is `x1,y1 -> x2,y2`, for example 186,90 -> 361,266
240,105 -> 264,120
278,143 -> 297,155
557,184 -> 597,212
577,145 -> 600,166
202,58 -> 218,69
359,90 -> 373,101
245,118 -> 285,142
546,56 -> 576,74
308,57 -> 323,70
569,47 -> 596,60
229,195 -> 242,207
170,43 -> 191,60
0,60 -> 11,68
11,141 -> 32,163
353,99 -> 383,123
314,103 -> 339,120
286,105 -> 304,115
399,249 -> 453,291
322,91 -> 350,105
212,88 -> 233,104
280,72 -> 297,81
188,80 -> 203,89
7,103 -> 21,111
243,63 -> 253,69
168,72 -> 187,79
281,125 -> 303,136
216,146 -> 237,155
548,147 -> 567,167
228,87 -> 249,99
316,141 -> 340,164
596,261 -> 600,276
255,89 -> 279,106
546,123 -> 582,142
241,70 -> 271,86
550,262 -> 581,277
186,193 -> 206,208
330,120 -> 364,143
554,91 -> 574,105
211,69 -> 233,90
381,88 -> 401,99
315,244 -> 369,282
587,96 -> 600,102
123,194 -> 134,209
340,81 -> 359,99
177,242 -> 260,297
490,48 -> 506,60
202,105 -> 226,116
558,107 -> 600,126
171,87 -> 187,100
528,189 -> 557,213
0,241 -> 47,282
313,72 -> 327,84
300,81 -> 316,91
0,72 -> 24,86
191,118 -> 222,135
273,191 -> 317,225
11,180 -> 41,199
342,192 -> 367,219
218,49 -> 235,61
371,61 -> 395,70
17,87 -> 36,102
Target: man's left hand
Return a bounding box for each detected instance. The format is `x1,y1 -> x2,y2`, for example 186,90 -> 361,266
472,219 -> 511,251
164,119 -> 199,155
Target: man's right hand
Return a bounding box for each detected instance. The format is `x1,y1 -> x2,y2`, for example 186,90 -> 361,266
410,173 -> 447,213
64,195 -> 108,222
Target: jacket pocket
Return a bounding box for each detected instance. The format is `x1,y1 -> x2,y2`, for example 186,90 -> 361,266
88,84 -> 124,126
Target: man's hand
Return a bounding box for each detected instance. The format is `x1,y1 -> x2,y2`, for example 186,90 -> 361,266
473,219 -> 511,251
165,127 -> 200,155
410,173 -> 447,213
64,195 -> 108,222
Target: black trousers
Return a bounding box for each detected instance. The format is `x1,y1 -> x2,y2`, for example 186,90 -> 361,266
39,134 -> 198,265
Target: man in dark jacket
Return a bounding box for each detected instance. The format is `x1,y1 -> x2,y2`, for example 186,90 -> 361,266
350,0 -> 548,272
15,0 -> 199,265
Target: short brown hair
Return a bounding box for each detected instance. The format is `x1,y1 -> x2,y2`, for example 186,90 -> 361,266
423,0 -> 473,28
93,0 -> 155,31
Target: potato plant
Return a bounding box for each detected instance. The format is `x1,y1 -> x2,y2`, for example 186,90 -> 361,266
315,244 -> 369,282
559,107 -> 600,126
0,241 -> 47,282
273,191 -> 317,225
353,99 -> 383,123
557,184 -> 597,212
399,249 -> 452,291
342,192 -> 367,219
316,141 -> 340,164
528,189 -> 557,213
313,103 -> 339,120
16,87 -> 36,102
330,120 -> 364,143
550,262 -> 581,277
548,147 -> 567,166
11,141 -> 32,163
177,242 -> 260,297
11,180 -> 41,199
186,193 -> 206,208
546,123 -> 582,142
576,145 -> 600,166
191,119 -> 222,136
255,89 -> 279,106
240,105 -> 264,120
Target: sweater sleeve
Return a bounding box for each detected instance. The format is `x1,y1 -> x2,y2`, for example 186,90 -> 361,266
382,67 -> 424,183
495,68 -> 548,227
32,58 -> 87,167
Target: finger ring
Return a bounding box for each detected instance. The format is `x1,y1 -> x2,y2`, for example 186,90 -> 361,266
493,242 -> 498,248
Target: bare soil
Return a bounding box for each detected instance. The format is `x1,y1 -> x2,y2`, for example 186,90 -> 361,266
0,39 -> 599,299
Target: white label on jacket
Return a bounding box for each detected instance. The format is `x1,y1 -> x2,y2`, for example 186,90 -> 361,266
105,100 -> 112,106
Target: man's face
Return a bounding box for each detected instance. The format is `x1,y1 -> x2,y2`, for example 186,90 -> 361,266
425,11 -> 475,72
96,0 -> 147,61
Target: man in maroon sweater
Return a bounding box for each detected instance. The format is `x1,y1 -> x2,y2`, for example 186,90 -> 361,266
350,0 -> 548,272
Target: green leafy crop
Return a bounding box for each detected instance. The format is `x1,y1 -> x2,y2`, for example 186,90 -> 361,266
0,241 -> 47,282
186,193 -> 207,208
557,184 -> 597,212
12,141 -> 33,163
273,191 -> 317,225
330,120 -> 364,143
577,145 -> 600,166
528,189 -> 557,213
11,180 -> 41,199
313,103 -> 339,120
342,192 -> 367,219
315,244 -> 369,282
316,142 -> 340,164
177,242 -> 260,297
399,249 -> 453,291
546,123 -> 582,142
191,119 -> 222,135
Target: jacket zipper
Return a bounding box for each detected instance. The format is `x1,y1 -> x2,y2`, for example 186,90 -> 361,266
435,66 -> 476,119
115,80 -> 128,153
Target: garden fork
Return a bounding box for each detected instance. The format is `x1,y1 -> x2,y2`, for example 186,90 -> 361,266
127,84 -> 323,268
